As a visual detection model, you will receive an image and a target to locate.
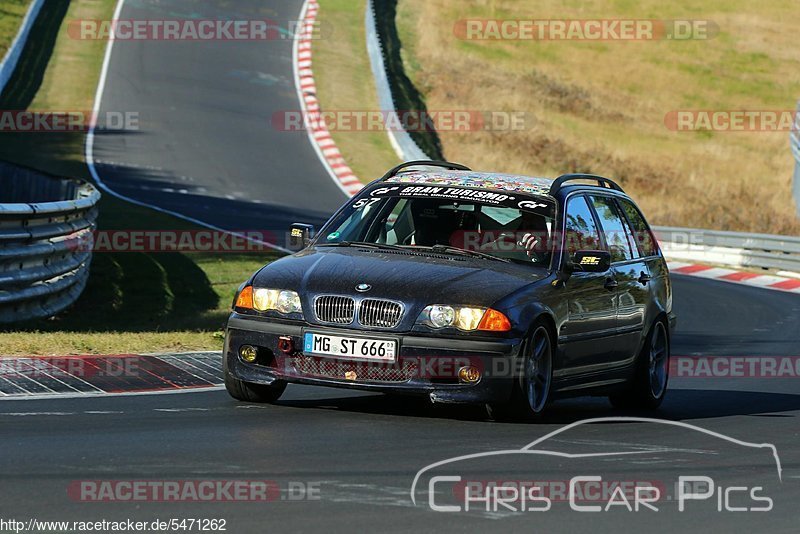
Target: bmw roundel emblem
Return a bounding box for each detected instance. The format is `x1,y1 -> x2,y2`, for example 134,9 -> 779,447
356,283 -> 372,292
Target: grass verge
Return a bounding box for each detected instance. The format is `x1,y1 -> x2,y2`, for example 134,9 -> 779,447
314,0 -> 400,182
308,0 -> 800,233
394,0 -> 800,234
0,0 -> 278,355
0,0 -> 32,58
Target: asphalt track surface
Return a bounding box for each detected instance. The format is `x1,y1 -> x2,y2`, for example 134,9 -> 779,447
4,0 -> 799,531
90,0 -> 347,245
1,277 -> 800,532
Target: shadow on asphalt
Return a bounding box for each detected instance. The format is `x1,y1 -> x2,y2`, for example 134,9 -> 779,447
273,388 -> 800,424
93,159 -> 338,245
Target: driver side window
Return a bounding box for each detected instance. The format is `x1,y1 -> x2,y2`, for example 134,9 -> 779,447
564,196 -> 602,257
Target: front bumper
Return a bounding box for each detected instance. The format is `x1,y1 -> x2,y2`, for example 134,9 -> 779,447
224,313 -> 522,404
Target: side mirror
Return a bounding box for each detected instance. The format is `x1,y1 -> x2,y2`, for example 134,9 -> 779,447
571,250 -> 611,273
288,223 -> 315,250
554,250 -> 611,286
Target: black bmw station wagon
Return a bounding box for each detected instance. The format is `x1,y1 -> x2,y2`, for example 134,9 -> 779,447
224,161 -> 675,420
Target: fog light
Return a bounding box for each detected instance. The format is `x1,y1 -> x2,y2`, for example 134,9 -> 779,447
239,345 -> 258,363
458,366 -> 481,384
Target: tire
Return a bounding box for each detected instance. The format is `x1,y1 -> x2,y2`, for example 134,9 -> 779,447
609,319 -> 669,410
224,369 -> 286,403
487,322 -> 554,422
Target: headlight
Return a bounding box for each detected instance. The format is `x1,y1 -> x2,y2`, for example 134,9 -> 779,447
455,307 -> 485,331
253,288 -> 303,315
276,290 -> 302,314
428,305 -> 455,328
418,305 -> 511,332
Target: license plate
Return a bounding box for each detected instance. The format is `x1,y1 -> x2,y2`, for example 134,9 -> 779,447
303,332 -> 397,362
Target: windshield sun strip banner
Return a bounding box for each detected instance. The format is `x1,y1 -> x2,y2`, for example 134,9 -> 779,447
365,184 -> 554,212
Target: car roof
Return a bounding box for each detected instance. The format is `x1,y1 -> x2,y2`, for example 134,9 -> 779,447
385,169 -> 554,197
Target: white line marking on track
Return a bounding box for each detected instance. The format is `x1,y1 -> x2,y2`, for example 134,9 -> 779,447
84,0 -> 290,254
17,360 -> 85,394
158,357 -> 218,384
153,407 -> 211,413
3,412 -> 75,417
1,385 -> 225,401
0,374 -> 31,395
37,359 -> 102,393
3,369 -> 55,394
292,0 -> 360,198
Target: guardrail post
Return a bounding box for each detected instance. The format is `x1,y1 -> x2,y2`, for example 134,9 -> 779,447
792,101 -> 800,217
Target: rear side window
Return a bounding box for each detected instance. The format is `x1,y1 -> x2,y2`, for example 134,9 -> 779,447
563,196 -> 602,256
618,198 -> 659,257
590,196 -> 636,263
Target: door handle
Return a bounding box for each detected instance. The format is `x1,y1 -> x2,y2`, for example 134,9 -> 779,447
604,278 -> 618,291
638,272 -> 651,285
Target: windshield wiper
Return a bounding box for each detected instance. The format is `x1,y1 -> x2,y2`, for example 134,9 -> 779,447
317,241 -> 407,251
318,242 -> 511,262
413,244 -> 511,263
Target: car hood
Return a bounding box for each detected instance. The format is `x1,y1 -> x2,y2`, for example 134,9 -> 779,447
252,247 -> 546,329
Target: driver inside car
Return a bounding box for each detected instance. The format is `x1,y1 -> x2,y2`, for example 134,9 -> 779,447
477,210 -> 550,261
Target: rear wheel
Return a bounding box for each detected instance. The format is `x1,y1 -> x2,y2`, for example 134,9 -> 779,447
610,320 -> 669,410
487,323 -> 553,421
224,369 -> 286,403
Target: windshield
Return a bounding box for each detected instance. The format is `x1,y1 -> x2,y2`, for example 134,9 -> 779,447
316,185 -> 557,266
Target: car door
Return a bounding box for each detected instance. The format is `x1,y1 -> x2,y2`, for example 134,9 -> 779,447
618,196 -> 670,344
590,195 -> 651,367
557,195 -> 619,375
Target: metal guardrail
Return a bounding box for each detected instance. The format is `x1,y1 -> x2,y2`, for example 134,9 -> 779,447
0,163 -> 100,323
654,226 -> 800,274
792,101 -> 800,217
365,0 -> 429,161
0,0 -> 45,96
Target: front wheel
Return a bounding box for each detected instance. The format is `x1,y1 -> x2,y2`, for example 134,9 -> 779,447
610,320 -> 669,410
224,369 -> 286,403
487,323 -> 553,421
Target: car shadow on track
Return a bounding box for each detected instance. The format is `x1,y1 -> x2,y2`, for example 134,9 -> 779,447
274,388 -> 800,424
